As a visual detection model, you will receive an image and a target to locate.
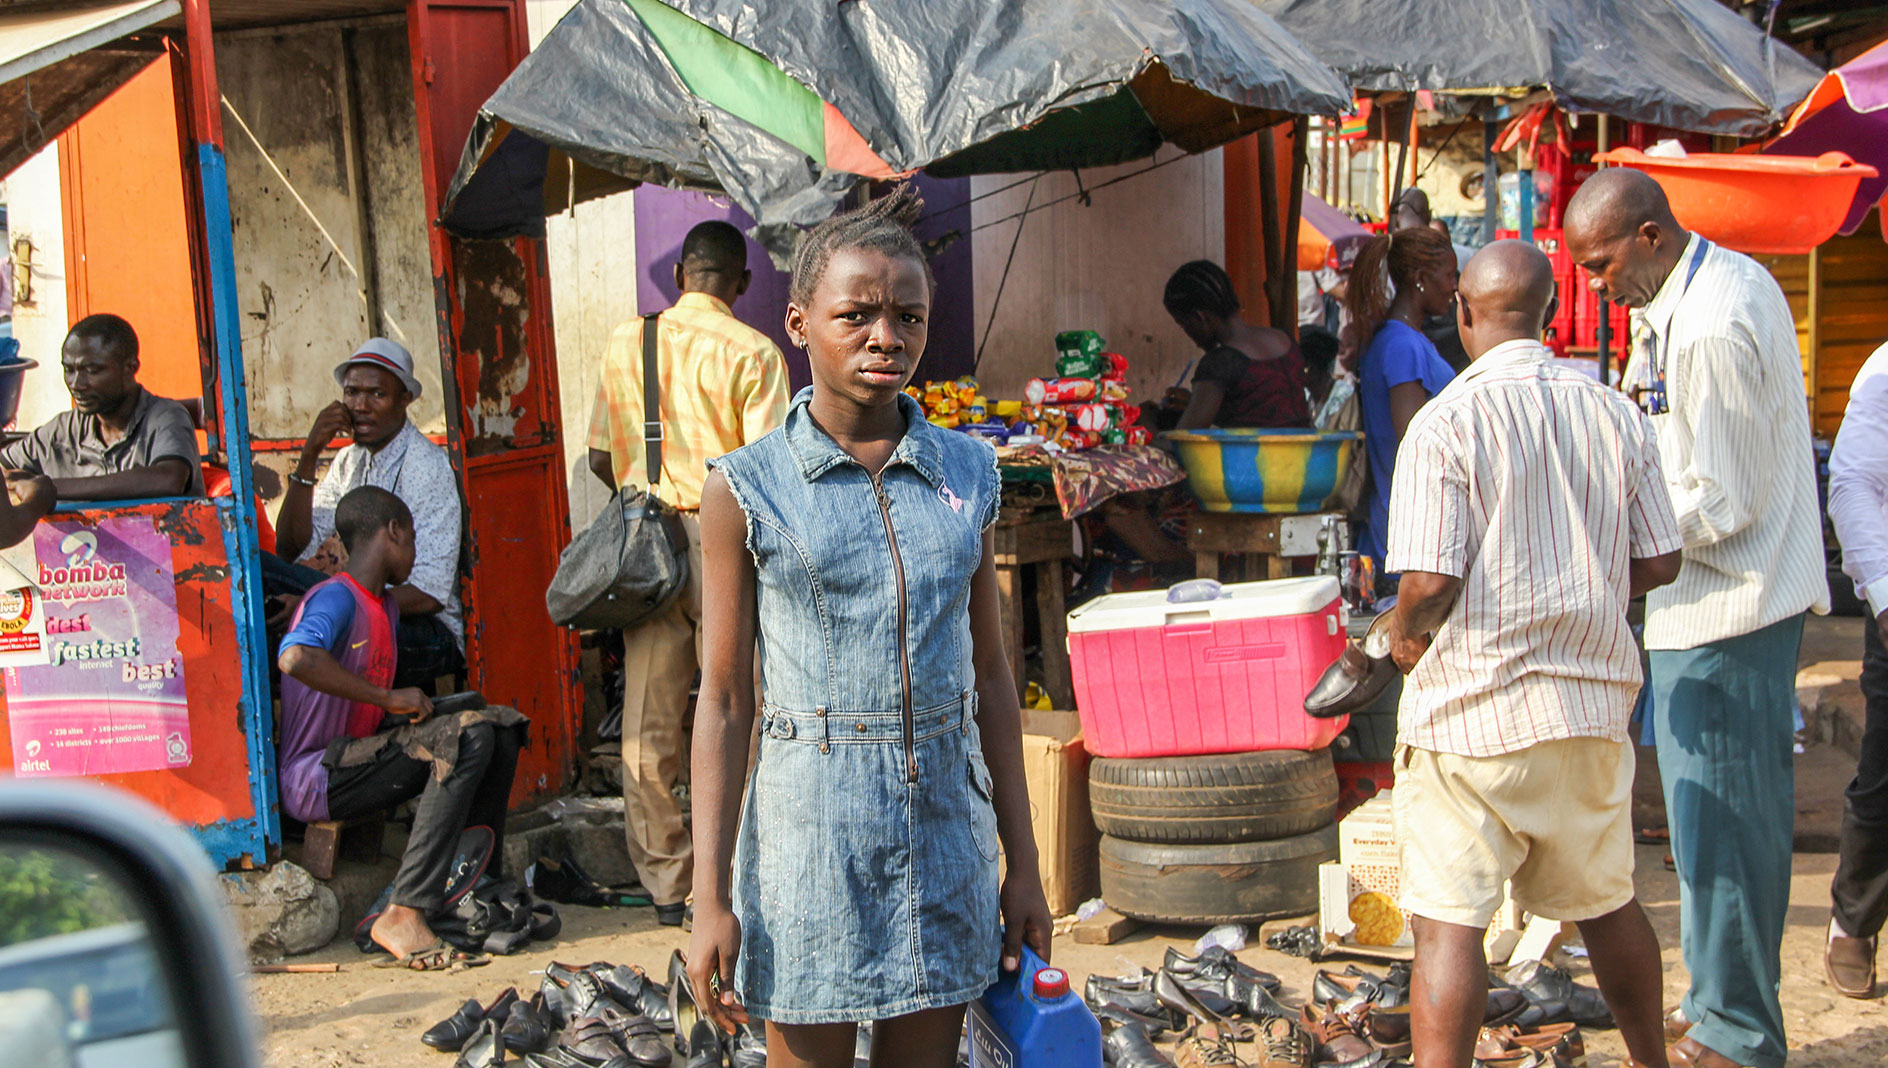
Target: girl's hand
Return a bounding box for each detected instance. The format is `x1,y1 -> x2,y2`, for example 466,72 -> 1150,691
999,870 -> 1054,972
687,904 -> 749,1034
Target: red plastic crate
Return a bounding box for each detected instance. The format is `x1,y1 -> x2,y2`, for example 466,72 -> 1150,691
1067,577 -> 1349,758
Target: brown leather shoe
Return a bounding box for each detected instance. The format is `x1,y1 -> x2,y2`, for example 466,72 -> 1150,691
1299,1002 -> 1378,1065
1663,1006 -> 1691,1045
1175,1024 -> 1243,1068
1668,1035 -> 1746,1068
1825,928 -> 1878,998
1304,614 -> 1397,718
1252,1016 -> 1315,1068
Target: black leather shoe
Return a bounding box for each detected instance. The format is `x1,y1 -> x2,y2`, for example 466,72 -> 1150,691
669,949 -> 701,1054
728,1022 -> 766,1068
656,902 -> 688,926
684,1019 -> 725,1067
428,988 -> 519,1052
1502,960 -> 1612,1029
594,964 -> 673,1031
425,998 -> 490,1052
1093,1001 -> 1174,1036
455,1018 -> 509,1068
1311,967 -> 1388,1011
502,994 -> 554,1054
1152,967 -> 1237,1023
1163,945 -> 1282,993
1220,972 -> 1299,1022
1103,1020 -> 1176,1067
1087,972 -> 1183,1029
1304,613 -> 1397,718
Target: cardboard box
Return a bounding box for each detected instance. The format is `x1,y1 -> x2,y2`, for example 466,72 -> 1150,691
1018,709 -> 1100,916
1319,792 -> 1522,961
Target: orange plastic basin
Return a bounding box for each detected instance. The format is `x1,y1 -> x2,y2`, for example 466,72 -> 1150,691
1594,148 -> 1877,255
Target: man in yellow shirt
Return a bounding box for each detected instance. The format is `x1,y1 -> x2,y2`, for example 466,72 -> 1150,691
588,220 -> 788,921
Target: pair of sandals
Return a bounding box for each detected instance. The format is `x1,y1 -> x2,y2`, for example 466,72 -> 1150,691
376,938 -> 491,972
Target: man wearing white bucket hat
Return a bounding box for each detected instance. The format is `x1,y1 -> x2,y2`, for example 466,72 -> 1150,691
271,338 -> 464,690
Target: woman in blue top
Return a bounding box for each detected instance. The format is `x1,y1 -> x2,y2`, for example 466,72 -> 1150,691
1349,226 -> 1461,575
686,186 -> 1052,1067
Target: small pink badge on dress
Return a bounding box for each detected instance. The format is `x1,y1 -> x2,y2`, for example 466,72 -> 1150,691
938,483 -> 964,514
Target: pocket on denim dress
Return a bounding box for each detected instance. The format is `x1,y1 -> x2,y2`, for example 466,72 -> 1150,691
967,751 -> 1000,862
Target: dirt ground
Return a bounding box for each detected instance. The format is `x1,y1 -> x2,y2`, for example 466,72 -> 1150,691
253,854 -> 1888,1067
254,617 -> 1888,1066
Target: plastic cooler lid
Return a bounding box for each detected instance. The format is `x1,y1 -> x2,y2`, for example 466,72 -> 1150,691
1066,576 -> 1339,634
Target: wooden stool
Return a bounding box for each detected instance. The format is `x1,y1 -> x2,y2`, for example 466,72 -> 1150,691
993,511 -> 1075,708
301,813 -> 387,880
1187,511 -> 1340,582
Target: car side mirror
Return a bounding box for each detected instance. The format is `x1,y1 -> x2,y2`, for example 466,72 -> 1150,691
0,781 -> 261,1068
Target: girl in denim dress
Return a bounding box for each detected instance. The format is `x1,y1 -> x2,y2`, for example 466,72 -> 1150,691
686,186 -> 1052,1067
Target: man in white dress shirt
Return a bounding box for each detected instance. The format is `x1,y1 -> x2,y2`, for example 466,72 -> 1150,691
1385,240 -> 1681,1068
1823,340 -> 1888,998
1567,169 -> 1829,1068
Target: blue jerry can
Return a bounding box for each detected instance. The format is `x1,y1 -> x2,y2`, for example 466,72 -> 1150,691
965,944 -> 1102,1067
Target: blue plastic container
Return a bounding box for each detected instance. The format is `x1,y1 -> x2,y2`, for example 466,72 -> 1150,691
966,945 -> 1102,1068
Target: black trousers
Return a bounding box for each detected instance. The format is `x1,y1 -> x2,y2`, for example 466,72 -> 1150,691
1834,613 -> 1888,939
326,720 -> 523,912
262,553 -> 465,692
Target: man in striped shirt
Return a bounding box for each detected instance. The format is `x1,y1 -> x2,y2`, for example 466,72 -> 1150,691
1568,170 -> 1829,1068
1385,240 -> 1683,1068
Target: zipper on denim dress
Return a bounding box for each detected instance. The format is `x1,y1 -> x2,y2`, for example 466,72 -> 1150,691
870,471 -> 918,783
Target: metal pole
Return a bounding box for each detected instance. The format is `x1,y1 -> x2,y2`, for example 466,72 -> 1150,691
1518,147 -> 1534,243
180,0 -> 278,856
1482,118 -> 1498,245
1596,115 -> 1611,386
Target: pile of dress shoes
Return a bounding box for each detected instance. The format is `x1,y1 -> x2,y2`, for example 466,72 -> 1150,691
1083,946 -> 1611,1068
419,952 -> 765,1067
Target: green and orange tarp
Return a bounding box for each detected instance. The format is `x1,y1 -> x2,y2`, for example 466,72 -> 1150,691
441,0 -> 1348,244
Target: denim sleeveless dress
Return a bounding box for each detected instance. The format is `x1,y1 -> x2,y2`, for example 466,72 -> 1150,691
707,387 -> 1003,1023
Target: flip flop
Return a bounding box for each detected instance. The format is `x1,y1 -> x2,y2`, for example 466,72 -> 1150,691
1635,826 -> 1670,845
374,937 -> 491,971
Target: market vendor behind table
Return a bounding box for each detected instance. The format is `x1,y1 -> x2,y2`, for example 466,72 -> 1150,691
0,314 -> 204,501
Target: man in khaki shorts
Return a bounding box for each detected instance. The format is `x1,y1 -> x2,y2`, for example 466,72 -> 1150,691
1383,241 -> 1683,1068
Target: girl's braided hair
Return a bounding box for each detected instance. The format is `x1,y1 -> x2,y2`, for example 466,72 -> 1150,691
1163,259 -> 1242,319
789,183 -> 932,306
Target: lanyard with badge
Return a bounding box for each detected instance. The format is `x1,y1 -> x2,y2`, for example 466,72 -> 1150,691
1641,238 -> 1711,416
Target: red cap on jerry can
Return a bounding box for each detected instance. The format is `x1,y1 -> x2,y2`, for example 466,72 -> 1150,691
1032,967 -> 1070,999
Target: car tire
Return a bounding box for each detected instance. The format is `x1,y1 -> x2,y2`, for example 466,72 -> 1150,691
1089,749 -> 1338,844
1099,826 -> 1339,925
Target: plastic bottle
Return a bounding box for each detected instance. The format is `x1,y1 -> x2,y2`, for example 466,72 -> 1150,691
966,945 -> 1102,1067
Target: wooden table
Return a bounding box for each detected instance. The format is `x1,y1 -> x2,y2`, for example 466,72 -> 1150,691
993,510 -> 1075,708
1187,511 -> 1345,582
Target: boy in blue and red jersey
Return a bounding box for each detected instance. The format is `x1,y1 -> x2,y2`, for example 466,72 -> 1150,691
276,485 -> 523,969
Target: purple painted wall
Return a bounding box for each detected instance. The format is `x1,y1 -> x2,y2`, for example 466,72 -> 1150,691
632,177 -> 975,394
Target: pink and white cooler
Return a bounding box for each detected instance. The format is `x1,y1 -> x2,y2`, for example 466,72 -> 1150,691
1067,576 -> 1349,758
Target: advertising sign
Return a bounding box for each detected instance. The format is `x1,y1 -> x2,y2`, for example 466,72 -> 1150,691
4,517 -> 190,776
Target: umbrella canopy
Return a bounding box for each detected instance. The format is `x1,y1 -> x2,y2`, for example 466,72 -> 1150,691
1298,194 -> 1371,271
1255,0 -> 1824,138
1765,40 -> 1888,237
440,0 -> 1349,243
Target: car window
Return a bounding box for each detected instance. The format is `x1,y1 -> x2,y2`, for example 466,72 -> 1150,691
0,844 -> 182,1067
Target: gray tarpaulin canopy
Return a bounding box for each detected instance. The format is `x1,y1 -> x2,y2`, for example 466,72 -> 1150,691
1256,0 -> 1824,136
439,0 -> 1349,242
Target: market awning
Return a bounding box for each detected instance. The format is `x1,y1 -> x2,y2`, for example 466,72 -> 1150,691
440,0 -> 1350,245
0,0 -> 179,178
1766,39 -> 1888,238
1255,0 -> 1825,137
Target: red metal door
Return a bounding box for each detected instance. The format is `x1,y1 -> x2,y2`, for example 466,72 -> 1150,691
408,0 -> 580,800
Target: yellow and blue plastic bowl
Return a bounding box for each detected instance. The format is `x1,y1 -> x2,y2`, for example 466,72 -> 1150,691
1163,428 -> 1363,514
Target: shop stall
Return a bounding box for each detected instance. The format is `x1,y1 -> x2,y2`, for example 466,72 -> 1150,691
0,0 -> 578,869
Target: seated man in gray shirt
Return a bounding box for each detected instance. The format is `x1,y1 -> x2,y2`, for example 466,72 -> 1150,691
0,314 -> 203,501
